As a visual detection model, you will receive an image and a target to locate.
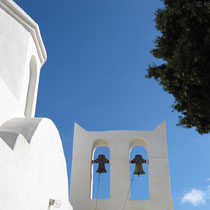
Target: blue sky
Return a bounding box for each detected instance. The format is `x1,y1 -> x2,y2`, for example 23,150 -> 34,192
14,0 -> 210,209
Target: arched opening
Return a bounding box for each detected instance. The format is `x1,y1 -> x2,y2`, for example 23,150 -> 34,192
129,146 -> 149,200
91,146 -> 110,199
24,56 -> 37,117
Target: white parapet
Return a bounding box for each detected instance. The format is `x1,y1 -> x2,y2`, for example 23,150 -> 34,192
70,122 -> 174,210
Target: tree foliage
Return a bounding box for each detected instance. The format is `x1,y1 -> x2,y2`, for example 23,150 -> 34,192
146,0 -> 210,134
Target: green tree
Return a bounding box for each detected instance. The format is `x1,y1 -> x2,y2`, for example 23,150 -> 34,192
146,0 -> 210,134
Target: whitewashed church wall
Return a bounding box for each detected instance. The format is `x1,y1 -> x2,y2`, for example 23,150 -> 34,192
0,118 -> 72,210
0,6 -> 30,124
0,1 -> 73,209
0,0 -> 46,125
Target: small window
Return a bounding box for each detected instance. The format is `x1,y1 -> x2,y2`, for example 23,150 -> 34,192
130,146 -> 149,200
91,146 -> 110,199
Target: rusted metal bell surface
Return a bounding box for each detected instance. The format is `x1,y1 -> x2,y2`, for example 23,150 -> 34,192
93,154 -> 109,174
131,154 -> 147,176
97,164 -> 107,173
133,163 -> 145,176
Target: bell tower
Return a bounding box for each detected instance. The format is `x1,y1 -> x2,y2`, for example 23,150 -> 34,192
70,122 -> 174,210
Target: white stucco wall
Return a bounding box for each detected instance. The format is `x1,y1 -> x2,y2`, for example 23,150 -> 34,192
0,1 -> 73,209
0,0 -> 46,125
70,122 -> 174,210
0,118 -> 73,210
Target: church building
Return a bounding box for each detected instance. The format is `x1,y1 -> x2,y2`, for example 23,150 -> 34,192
0,0 -> 174,209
